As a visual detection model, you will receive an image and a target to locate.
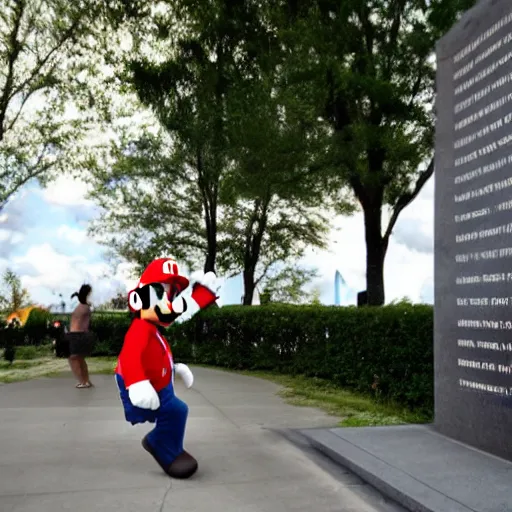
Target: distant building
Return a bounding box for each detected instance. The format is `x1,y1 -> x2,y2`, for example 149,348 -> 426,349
334,270 -> 346,305
333,270 -> 358,306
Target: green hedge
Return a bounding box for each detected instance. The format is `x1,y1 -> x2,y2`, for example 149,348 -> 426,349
0,311 -> 133,355
167,304 -> 434,412
2,304 -> 434,411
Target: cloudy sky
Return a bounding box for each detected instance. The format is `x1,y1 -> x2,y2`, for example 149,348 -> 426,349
0,168 -> 434,311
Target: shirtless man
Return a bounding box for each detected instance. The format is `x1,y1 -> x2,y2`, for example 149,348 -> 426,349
67,284 -> 96,388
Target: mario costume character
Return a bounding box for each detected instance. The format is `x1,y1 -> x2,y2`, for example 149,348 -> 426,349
115,257 -> 219,479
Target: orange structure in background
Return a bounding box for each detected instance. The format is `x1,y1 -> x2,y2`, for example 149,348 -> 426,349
5,305 -> 49,327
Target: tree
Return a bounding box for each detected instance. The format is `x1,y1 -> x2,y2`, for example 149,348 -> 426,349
0,268 -> 30,312
87,131 -> 208,275
107,0 -> 272,274
95,291 -> 128,311
0,0 -> 149,210
217,194 -> 330,305
261,265 -> 319,305
87,0 -> 346,294
89,0 -> 333,287
309,286 -> 322,306
273,0 -> 478,305
214,12 -> 345,305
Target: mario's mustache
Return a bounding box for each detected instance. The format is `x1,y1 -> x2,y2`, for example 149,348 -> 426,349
157,295 -> 188,315
154,296 -> 188,324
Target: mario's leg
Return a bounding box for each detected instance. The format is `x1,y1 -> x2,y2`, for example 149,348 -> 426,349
141,383 -> 198,479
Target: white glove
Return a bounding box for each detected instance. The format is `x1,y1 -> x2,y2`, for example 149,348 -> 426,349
128,380 -> 160,410
174,363 -> 194,388
174,271 -> 221,324
196,271 -> 220,294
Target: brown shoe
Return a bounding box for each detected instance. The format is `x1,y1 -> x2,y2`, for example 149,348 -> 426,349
167,450 -> 198,479
142,435 -> 198,479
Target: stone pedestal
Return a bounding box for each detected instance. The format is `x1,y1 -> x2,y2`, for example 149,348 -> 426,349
434,0 -> 512,461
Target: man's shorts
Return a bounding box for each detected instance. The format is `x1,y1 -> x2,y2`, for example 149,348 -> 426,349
66,331 -> 97,357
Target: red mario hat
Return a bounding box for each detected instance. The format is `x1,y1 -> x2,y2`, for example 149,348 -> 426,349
137,258 -> 190,291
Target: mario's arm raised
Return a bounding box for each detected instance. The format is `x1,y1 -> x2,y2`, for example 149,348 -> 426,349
173,272 -> 219,324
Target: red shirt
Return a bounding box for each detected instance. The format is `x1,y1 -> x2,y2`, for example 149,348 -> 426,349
115,318 -> 173,392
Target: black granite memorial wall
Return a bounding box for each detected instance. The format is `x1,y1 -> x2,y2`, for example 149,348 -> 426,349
435,0 -> 512,461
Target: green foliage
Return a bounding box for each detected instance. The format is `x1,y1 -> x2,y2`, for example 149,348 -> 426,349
268,0 -> 478,304
261,265 -> 320,304
309,287 -> 322,306
90,0 -> 476,307
23,304 -> 433,412
0,0 -> 133,210
96,292 -> 129,311
167,304 -> 434,412
14,345 -> 52,360
37,305 -> 434,411
87,131 -> 209,274
89,312 -> 132,356
390,296 -> 414,306
24,307 -> 51,328
0,269 -> 31,313
22,307 -> 52,346
88,0 -> 337,301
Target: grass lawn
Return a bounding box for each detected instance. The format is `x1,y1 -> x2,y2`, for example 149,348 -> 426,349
0,345 -> 116,383
193,364 -> 432,428
0,347 -> 431,428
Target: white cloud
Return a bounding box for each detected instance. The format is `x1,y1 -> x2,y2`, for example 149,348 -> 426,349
39,175 -> 94,207
116,261 -> 140,291
0,191 -> 28,234
0,191 -> 28,258
12,243 -> 86,285
56,224 -> 87,245
3,243 -> 132,309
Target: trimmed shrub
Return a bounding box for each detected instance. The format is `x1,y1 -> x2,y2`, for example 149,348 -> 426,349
89,312 -> 131,356
23,308 -> 53,345
166,303 -> 434,412
4,304 -> 434,411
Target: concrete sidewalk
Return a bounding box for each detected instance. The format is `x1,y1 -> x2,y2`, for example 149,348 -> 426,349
0,366 -> 405,512
300,425 -> 512,512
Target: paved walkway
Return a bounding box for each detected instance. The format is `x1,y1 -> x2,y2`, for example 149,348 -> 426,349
0,366 -> 405,512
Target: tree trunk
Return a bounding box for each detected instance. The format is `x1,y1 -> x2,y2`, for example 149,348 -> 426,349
363,201 -> 387,306
204,245 -> 216,274
197,147 -> 218,275
242,268 -> 256,305
241,194 -> 271,305
204,219 -> 217,274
